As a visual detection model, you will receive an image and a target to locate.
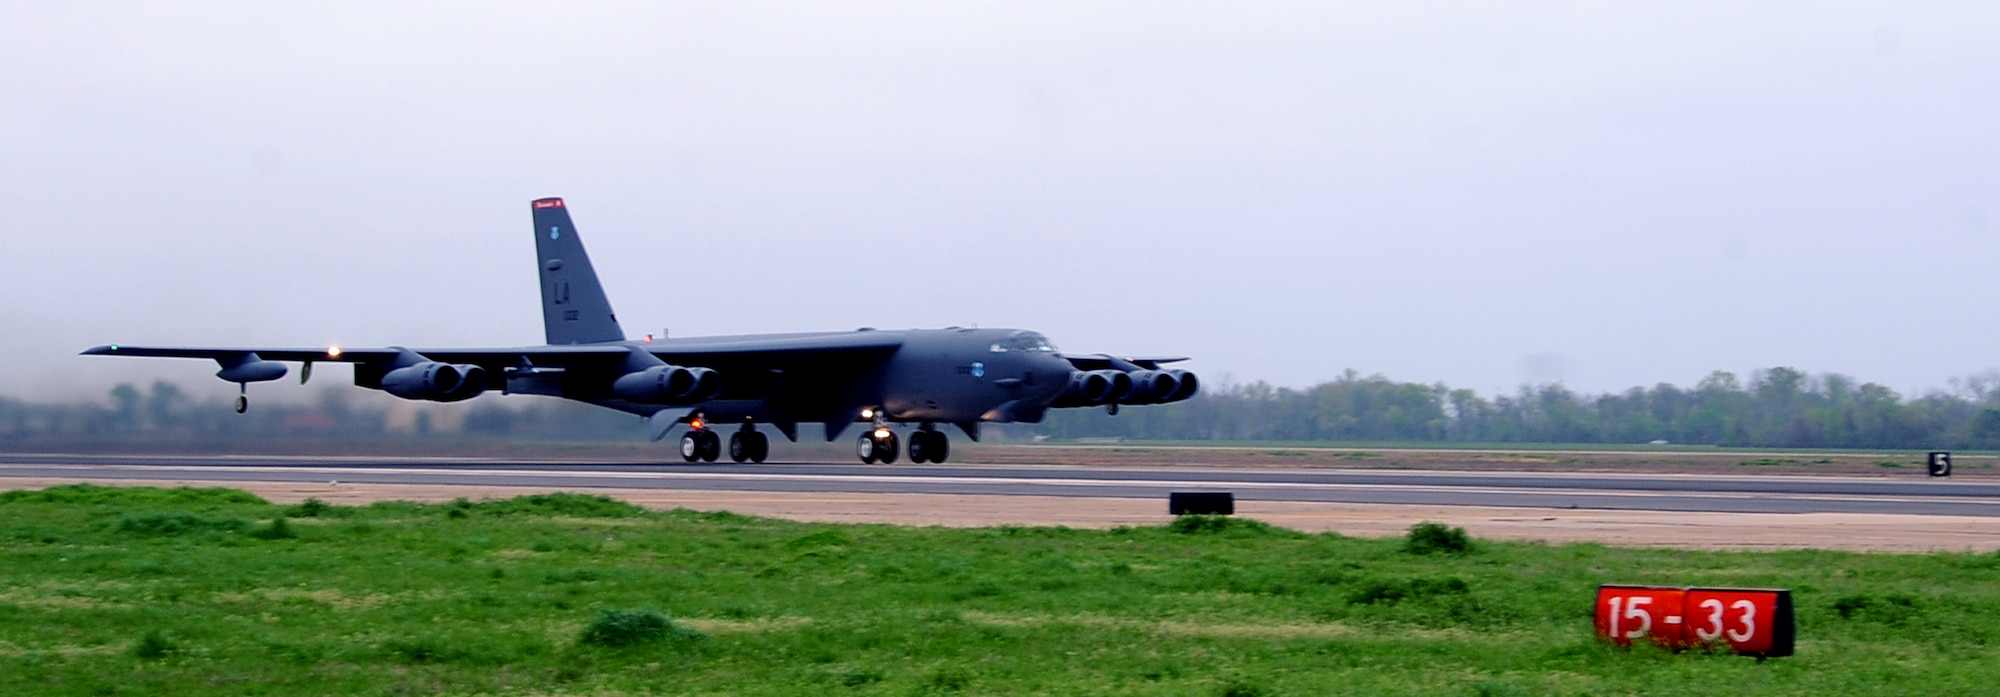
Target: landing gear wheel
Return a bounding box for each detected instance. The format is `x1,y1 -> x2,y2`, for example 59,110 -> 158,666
748,432 -> 770,463
909,430 -> 951,464
857,434 -> 880,464
699,430 -> 722,462
234,395 -> 248,414
729,432 -> 750,463
680,431 -> 703,463
876,431 -> 900,465
916,430 -> 952,462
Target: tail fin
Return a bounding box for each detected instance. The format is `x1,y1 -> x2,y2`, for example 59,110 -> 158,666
531,198 -> 625,345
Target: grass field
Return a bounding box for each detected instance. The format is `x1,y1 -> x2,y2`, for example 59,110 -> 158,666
4,484 -> 1999,696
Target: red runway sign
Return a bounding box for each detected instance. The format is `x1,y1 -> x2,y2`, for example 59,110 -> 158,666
1594,585 -> 1793,657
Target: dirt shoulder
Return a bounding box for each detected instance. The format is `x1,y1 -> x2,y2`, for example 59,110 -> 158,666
6,476 -> 1995,553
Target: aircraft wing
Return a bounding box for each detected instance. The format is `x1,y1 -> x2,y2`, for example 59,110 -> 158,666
80,344 -> 629,369
1061,353 -> 1190,371
82,332 -> 905,365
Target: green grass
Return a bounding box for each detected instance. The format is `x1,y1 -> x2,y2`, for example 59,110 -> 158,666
5,484 -> 2000,695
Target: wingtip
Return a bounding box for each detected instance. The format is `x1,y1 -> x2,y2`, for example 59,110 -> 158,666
81,345 -> 116,355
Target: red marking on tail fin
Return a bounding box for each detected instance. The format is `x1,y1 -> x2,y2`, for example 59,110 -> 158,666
532,198 -> 565,209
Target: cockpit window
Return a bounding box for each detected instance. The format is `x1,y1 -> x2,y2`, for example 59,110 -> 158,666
990,332 -> 1057,353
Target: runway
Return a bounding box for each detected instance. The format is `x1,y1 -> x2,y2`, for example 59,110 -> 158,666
2,452 -> 1996,517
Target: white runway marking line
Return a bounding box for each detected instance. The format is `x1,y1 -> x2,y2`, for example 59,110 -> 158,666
6,463 -> 1997,508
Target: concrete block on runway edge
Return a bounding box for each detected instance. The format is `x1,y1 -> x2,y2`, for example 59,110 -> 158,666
1170,491 -> 1234,516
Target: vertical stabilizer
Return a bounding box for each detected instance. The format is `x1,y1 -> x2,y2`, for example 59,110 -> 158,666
531,198 -> 625,345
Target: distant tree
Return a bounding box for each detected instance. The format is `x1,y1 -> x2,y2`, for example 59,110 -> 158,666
145,380 -> 186,431
108,383 -> 141,432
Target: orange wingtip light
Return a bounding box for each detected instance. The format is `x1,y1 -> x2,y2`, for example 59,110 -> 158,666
532,198 -> 565,209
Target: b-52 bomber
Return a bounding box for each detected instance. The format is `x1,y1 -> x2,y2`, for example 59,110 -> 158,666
84,198 -> 1197,464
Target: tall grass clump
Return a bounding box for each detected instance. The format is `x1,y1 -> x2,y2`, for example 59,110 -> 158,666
113,512 -> 249,537
1404,521 -> 1473,555
470,493 -> 646,518
579,608 -> 705,648
287,498 -> 334,517
249,514 -> 297,540
3,483 -> 266,507
1166,515 -> 1294,537
133,629 -> 178,660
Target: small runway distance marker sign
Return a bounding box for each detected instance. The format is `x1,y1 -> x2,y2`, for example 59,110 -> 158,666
1595,585 -> 1794,657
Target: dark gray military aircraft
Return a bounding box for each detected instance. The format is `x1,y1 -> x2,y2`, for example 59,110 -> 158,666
83,198 -> 1197,464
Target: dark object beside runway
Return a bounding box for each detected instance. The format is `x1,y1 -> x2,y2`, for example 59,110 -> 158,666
1929,451 -> 1952,478
1170,491 -> 1234,515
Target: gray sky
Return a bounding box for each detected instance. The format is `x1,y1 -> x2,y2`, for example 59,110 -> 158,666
4,2 -> 1997,403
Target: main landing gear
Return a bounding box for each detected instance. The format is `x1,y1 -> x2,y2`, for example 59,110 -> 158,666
728,427 -> 770,464
908,427 -> 950,464
682,420 -> 770,464
679,428 -> 720,463
856,428 -> 898,464
857,425 -> 951,464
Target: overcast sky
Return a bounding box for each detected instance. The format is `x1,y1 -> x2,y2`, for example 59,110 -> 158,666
4,2 -> 1997,404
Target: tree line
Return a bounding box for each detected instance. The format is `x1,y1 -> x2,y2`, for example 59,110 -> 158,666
1040,367 -> 2000,450
6,366 -> 2000,449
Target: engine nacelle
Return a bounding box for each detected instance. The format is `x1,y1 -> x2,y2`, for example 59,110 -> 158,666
1165,369 -> 1199,402
380,362 -> 487,402
613,365 -> 694,402
612,365 -> 720,403
1119,370 -> 1180,405
685,367 -> 722,400
1052,370 -> 1134,407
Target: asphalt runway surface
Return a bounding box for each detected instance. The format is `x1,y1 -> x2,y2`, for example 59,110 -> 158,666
3,453 -> 1997,517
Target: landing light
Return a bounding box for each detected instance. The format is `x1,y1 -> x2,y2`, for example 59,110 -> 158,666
860,408 -> 875,419
690,417 -> 706,430
327,345 -> 343,358
874,428 -> 890,439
